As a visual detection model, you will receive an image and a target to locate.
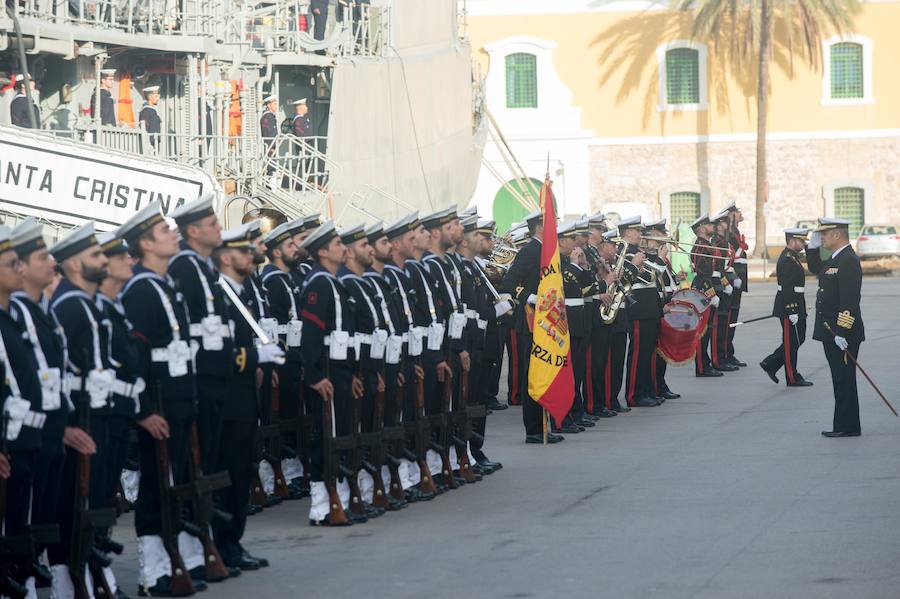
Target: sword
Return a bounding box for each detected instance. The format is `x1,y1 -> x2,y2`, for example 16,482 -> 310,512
824,322 -> 897,418
729,314 -> 776,328
216,277 -> 274,347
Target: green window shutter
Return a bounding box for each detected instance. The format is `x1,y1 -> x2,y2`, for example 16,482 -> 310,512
833,187 -> 865,238
669,191 -> 701,224
665,48 -> 700,105
505,53 -> 537,109
830,43 -> 864,99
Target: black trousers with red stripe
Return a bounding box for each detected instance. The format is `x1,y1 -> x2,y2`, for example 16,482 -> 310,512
695,323 -> 713,375
710,309 -> 731,370
569,334 -> 589,421
761,317 -> 806,384
587,324 -> 610,414
625,319 -> 659,405
651,353 -> 668,397
727,291 -> 742,358
605,332 -> 628,410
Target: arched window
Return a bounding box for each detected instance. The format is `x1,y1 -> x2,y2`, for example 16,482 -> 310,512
669,191 -> 701,223
833,187 -> 865,238
665,48 -> 700,105
493,178 -> 542,233
505,53 -> 537,109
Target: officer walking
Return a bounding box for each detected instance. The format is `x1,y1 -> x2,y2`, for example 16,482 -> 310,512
760,228 -> 814,387
806,218 -> 864,437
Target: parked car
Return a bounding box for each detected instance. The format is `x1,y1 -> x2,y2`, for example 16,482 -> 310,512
795,219 -> 817,231
856,224 -> 900,260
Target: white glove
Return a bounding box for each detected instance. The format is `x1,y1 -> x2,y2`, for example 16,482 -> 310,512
734,278 -> 742,290
258,343 -> 286,365
526,294 -> 538,306
724,285 -> 733,295
494,300 -> 512,318
788,314 -> 799,325
807,232 -> 822,250
710,296 -> 720,308
834,336 -> 848,351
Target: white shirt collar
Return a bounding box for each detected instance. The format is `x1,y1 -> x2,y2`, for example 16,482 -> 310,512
221,274 -> 243,293
831,243 -> 851,259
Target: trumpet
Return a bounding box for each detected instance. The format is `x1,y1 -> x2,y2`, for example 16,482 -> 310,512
639,235 -> 730,254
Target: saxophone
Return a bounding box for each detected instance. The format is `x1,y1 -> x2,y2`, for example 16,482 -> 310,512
599,245 -> 633,324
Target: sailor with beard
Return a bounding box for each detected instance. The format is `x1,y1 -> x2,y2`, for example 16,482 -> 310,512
48,223 -> 119,597
289,214 -> 321,288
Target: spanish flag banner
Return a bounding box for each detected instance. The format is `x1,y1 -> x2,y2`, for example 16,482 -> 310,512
527,177 -> 575,426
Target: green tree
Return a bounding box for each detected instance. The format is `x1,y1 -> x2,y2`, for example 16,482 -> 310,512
673,0 -> 860,257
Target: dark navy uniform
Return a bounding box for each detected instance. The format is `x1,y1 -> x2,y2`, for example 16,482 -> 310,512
93,88 -> 117,126
623,242 -> 661,407
261,263 -> 304,432
139,103 -> 161,146
562,256 -> 591,426
761,245 -> 809,385
727,227 -> 749,362
709,231 -> 734,371
691,233 -> 724,376
168,244 -> 234,472
291,114 -> 312,138
645,252 -> 674,398
808,238 -> 864,434
462,255 -> 496,460
10,93 -> 40,128
260,110 -> 278,143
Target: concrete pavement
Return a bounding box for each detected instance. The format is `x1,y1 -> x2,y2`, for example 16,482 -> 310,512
96,279 -> 900,599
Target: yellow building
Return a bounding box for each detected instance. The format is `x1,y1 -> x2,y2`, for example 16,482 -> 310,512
464,0 -> 900,248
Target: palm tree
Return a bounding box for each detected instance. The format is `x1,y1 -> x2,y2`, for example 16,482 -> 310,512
673,0 -> 860,257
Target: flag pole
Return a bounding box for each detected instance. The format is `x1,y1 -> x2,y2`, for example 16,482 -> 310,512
542,408 -> 548,445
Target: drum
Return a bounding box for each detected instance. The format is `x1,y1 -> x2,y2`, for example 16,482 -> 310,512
670,288 -> 714,314
656,300 -> 711,365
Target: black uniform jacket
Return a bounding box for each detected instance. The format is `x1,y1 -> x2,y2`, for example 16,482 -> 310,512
220,275 -> 261,421
807,244 -> 865,343
0,305 -> 46,451
501,237 -> 541,333
10,94 -> 40,128
298,265 -> 357,385
96,293 -> 142,417
339,266 -> 385,372
261,264 -> 302,363
772,248 -> 807,318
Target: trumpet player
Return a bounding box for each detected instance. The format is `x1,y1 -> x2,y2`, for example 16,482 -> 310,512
643,220 -> 681,401
710,210 -> 739,373
690,214 -> 725,377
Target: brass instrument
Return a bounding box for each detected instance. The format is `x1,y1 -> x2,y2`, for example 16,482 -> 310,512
483,233 -> 519,284
222,195 -> 288,233
599,244 -> 635,324
638,235 -> 730,253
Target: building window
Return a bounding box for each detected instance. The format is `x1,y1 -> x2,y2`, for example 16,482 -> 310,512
656,41 -> 708,111
669,191 -> 701,223
822,35 -> 874,105
830,43 -> 863,99
666,48 -> 699,104
833,187 -> 865,238
505,53 -> 537,109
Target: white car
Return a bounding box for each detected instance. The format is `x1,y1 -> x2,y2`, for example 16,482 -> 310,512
856,224 -> 900,260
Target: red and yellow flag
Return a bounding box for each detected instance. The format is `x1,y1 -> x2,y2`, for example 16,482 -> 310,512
527,177 -> 575,426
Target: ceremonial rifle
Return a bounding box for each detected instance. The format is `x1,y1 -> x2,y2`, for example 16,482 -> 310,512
432,339 -> 459,490
379,363 -> 407,504
357,367 -> 390,511
401,356 -> 438,495
451,361 -> 484,484
322,357 -> 351,525
343,369 -> 367,516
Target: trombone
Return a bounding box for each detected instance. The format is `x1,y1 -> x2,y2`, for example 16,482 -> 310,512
611,237 -> 729,261
639,235 -> 730,253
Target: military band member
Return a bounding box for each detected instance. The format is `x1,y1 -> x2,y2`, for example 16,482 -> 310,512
0,225 -> 50,596
760,229 -> 813,387
94,68 -> 118,127
709,210 -> 738,373
298,222 -> 365,525
806,218 -> 864,437
139,86 -> 162,148
586,215 -> 618,417
118,202 -> 203,596
168,196 -> 232,473
212,226 -> 284,569
10,74 -> 40,128
690,214 -> 724,378
501,211 -> 565,444
643,220 -> 680,401
474,222 -> 510,414
597,230 -> 630,413
557,220 -> 592,432
725,202 -> 749,367
617,216 -> 660,408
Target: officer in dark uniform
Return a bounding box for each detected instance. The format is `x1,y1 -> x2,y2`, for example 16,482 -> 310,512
585,215 -> 618,417
760,228 -> 814,387
168,196 -> 233,473
725,202 -> 749,367
596,230 -> 630,413
48,224 -> 122,594
212,226 -> 284,569
690,214 -> 724,378
0,224 -> 49,595
10,74 -> 40,128
709,210 -> 738,373
617,216 -> 661,408
139,85 -> 162,148
118,202 -> 204,595
643,220 -> 681,400
298,222 -> 364,525
501,210 -> 565,444
806,218 -> 864,437
94,68 -> 117,126
94,232 -> 144,565
558,220 -> 591,432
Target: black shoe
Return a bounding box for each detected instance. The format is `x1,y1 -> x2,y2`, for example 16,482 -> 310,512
596,408 -> 617,417
635,397 -> 659,407
115,589 -> 133,599
760,361 -> 779,384
387,495 -> 408,510
526,433 -> 564,444
661,390 -> 680,399
309,514 -> 353,526
241,550 -> 268,568
223,553 -> 259,571
263,494 -> 282,508
225,567 -> 241,579
696,370 -> 724,378
348,510 -> 369,524
477,459 -> 501,473
404,487 -> 434,503
285,480 -> 309,499
188,566 -> 206,582
583,412 -> 601,421
578,418 -> 596,428
613,406 -> 631,413
246,503 -> 263,516
486,399 -> 508,411
787,379 -> 814,387
715,363 -> 739,372
191,579 -> 207,592
138,575 -> 196,597
729,357 -> 748,367
553,425 -> 581,434
821,430 -> 861,437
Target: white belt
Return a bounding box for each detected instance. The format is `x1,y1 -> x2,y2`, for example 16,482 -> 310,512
323,335 -> 355,346
590,294 -> 602,300
22,411 -> 46,429
464,309 -> 478,320
401,332 -> 409,343
355,333 -> 372,345
777,285 -> 805,293
111,379 -> 144,400
188,323 -> 231,339
632,283 -> 655,290
151,347 -> 179,362
564,298 -> 585,307
734,258 -> 748,264
477,319 -> 487,330
712,270 -> 722,277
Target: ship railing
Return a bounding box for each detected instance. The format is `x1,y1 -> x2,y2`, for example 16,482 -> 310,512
259,133 -> 336,194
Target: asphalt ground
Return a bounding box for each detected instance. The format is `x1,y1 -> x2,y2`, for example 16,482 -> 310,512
81,278 -> 900,599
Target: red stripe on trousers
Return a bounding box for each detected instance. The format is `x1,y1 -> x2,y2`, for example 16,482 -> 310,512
650,347 -> 658,396
711,313 -> 720,368
627,321 -> 640,406
509,330 -> 520,405
604,348 -> 612,410
585,346 -> 594,413
695,336 -> 704,373
783,318 -> 796,385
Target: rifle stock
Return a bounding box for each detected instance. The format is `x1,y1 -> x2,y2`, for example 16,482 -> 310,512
266,378 -> 291,499
383,375 -> 406,502
345,384 -> 366,516
453,367 -> 476,483
414,370 -> 438,494
437,375 -> 458,489
321,358 -> 350,525
187,425 -> 230,582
